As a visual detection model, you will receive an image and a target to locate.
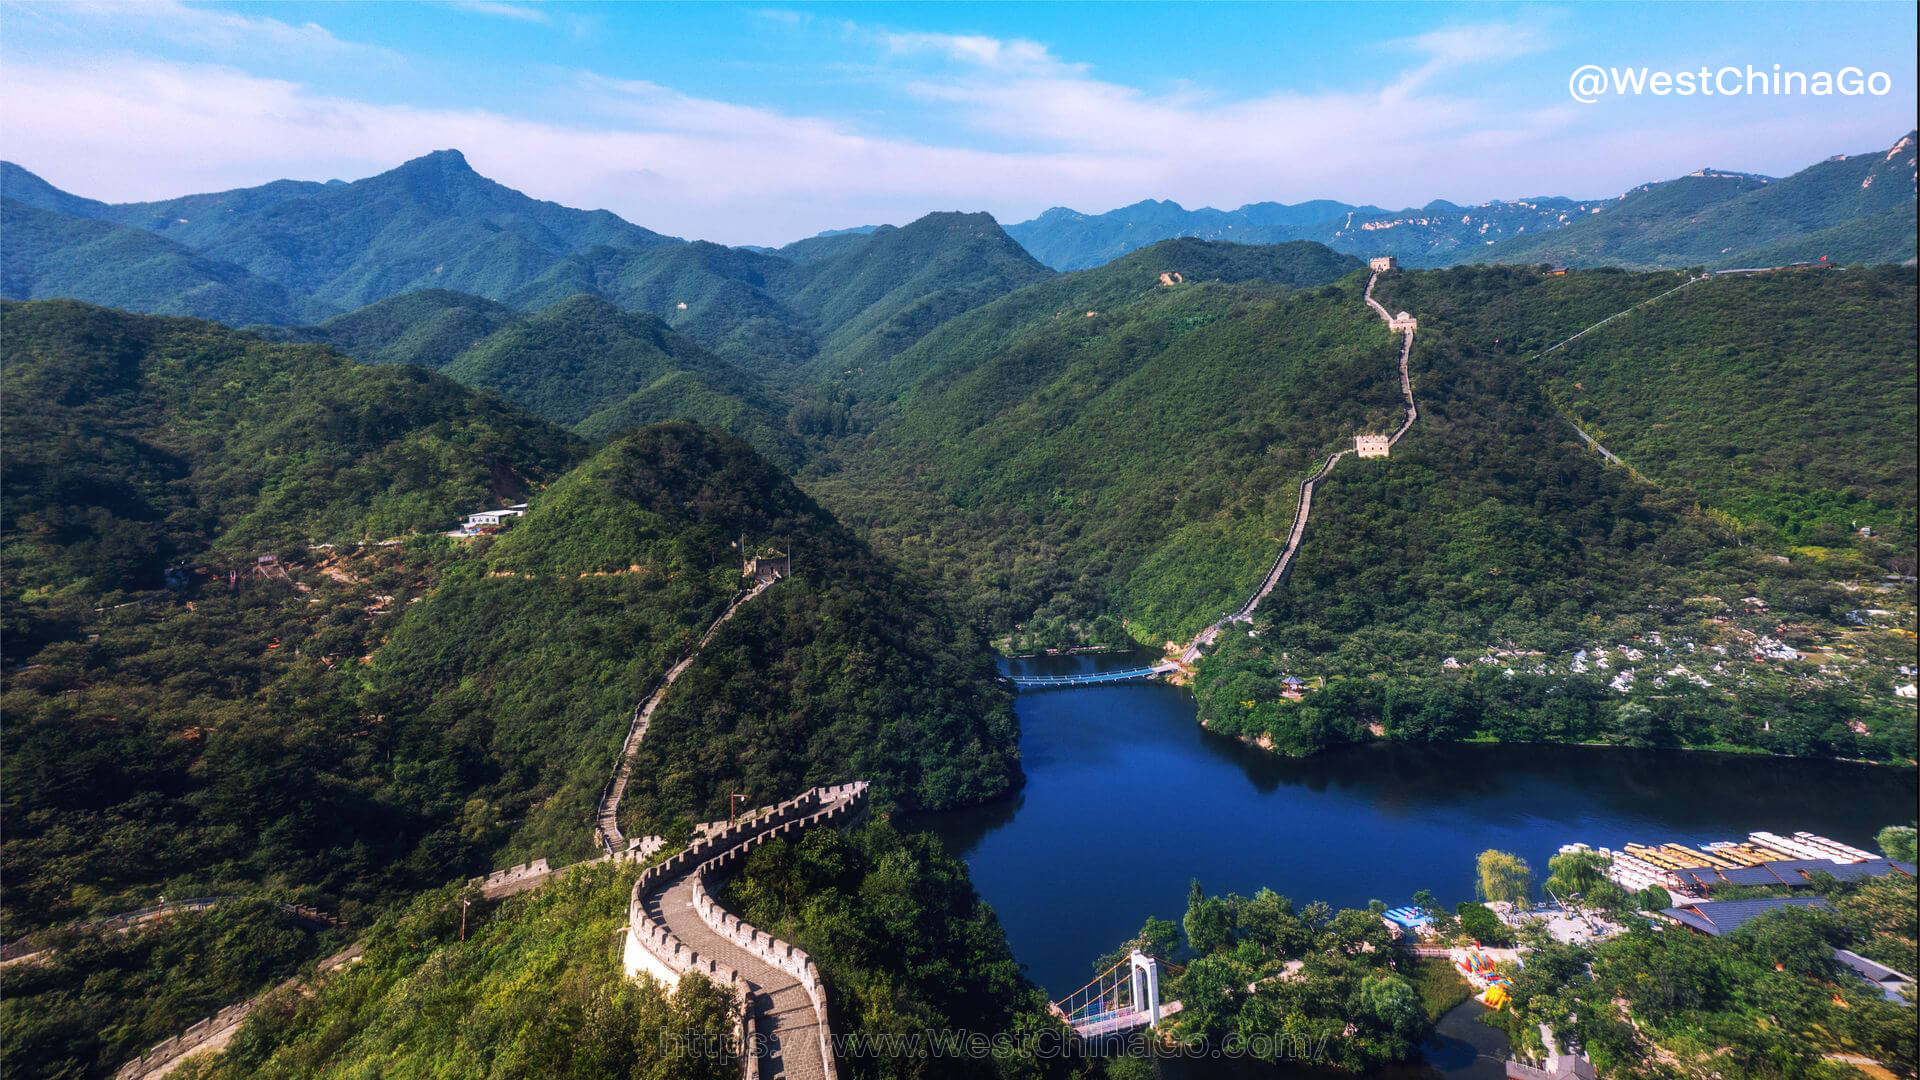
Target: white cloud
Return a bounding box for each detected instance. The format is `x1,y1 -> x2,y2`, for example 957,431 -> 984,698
447,1 -> 550,24
1,16 -> 1909,245
879,30 -> 1074,75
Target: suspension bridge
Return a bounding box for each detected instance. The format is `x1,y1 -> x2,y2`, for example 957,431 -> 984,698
1048,951 -> 1182,1037
1006,663 -> 1178,690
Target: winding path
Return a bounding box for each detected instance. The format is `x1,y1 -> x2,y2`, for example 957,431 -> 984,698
596,575 -> 780,853
1180,271 -> 1418,665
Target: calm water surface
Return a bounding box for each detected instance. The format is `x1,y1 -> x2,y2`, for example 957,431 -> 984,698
931,652 -> 1919,998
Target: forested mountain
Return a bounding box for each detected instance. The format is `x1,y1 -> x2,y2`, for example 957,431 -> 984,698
0,300 -> 581,601
438,295 -> 802,464
1,305 -> 1023,1075
300,289 -> 518,369
508,240 -> 820,369
0,156 -> 1051,384
1480,132 -> 1919,268
1,199 -> 316,325
278,290 -> 800,464
0,152 -> 678,317
799,247 -> 1914,760
809,239 -> 1378,643
368,423 -> 1018,865
502,209 -> 1054,384
1191,281 -> 1912,761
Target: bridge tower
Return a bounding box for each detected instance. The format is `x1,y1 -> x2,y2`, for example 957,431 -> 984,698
1129,950 -> 1162,1027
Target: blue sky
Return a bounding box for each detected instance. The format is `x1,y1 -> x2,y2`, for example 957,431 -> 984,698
2,1 -> 1914,244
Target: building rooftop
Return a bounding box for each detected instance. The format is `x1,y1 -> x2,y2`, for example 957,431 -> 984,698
1658,896 -> 1830,936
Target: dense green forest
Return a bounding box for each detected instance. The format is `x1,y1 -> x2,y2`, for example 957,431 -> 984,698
810,239 -> 1378,648
439,294 -> 802,465
294,288 -> 518,369
1,199 -> 314,326
2,140 -> 1915,1077
1378,264 -> 1918,548
2,898 -> 342,1080
1153,881 -> 1437,1072
162,864 -> 744,1079
368,423 -> 1019,865
1,304 -> 1028,1076
0,299 -> 582,601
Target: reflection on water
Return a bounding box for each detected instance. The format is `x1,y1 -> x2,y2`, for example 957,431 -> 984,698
933,652 -> 1918,1002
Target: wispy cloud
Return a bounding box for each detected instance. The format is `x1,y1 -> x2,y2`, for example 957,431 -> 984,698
1381,19 -> 1556,99
878,30 -> 1075,75
447,1 -> 550,25
35,0 -> 397,59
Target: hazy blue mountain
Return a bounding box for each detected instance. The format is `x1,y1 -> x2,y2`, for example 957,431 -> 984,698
1005,195 -> 1605,270
772,225 -> 896,265
0,151 -> 681,317
0,162 -> 121,219
1482,131 -> 1918,268
1005,135 -> 1917,271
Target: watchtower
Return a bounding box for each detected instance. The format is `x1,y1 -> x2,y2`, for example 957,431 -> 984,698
1369,256 -> 1398,272
1355,434 -> 1391,458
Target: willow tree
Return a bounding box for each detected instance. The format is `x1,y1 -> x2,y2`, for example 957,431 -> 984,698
1477,850 -> 1533,909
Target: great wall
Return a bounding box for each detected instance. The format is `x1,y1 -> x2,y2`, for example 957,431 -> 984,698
623,783 -> 870,1080
1177,268 -> 1420,667
110,548 -> 861,1080
596,571 -> 781,853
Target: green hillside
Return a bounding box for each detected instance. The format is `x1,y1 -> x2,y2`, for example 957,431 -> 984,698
1,200 -> 316,326
1377,264 -> 1918,546
509,240 -> 819,371
1188,269 -> 1916,762
0,300 -> 582,596
307,289 -> 518,369
810,239 -> 1377,646
434,294 -> 802,464
1,309 -> 1024,1071
116,866 -> 741,1080
365,424 -> 1017,863
506,211 -> 1055,390
779,210 -> 1055,380
167,825 -> 1059,1080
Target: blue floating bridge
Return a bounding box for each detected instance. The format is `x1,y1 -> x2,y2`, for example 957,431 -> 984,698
1007,666 -> 1167,690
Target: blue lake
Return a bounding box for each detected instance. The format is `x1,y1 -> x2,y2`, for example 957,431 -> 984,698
931,651 -> 1919,998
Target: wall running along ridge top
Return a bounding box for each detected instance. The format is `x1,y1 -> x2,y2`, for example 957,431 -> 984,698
625,782 -> 869,1080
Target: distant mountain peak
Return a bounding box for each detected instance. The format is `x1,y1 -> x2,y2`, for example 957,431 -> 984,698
411,148 -> 473,169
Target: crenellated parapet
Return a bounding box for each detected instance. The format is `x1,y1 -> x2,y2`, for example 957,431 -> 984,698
623,782 -> 869,1080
